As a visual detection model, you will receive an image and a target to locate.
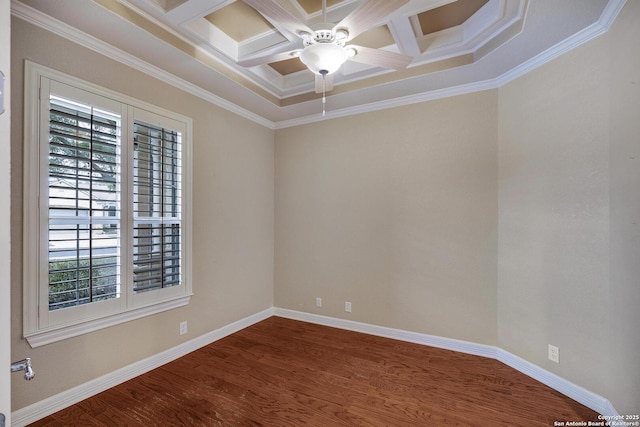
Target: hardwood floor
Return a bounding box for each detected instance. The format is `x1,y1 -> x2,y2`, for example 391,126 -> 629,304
30,316 -> 600,426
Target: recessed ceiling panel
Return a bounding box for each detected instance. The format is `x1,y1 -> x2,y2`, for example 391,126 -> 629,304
205,1 -> 274,42
350,25 -> 394,49
418,0 -> 489,35
269,57 -> 307,75
164,0 -> 187,11
146,0 -> 187,12
297,0 -> 343,15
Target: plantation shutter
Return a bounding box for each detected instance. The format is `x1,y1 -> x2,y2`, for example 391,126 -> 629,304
132,120 -> 182,293
24,64 -> 192,344
47,95 -> 121,310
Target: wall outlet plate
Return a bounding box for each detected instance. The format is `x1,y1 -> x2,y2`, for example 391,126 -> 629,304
180,321 -> 188,335
316,297 -> 322,307
345,301 -> 352,312
548,344 -> 559,363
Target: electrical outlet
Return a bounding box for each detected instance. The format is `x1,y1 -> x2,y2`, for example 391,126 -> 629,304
180,321 -> 188,335
548,344 -> 559,363
316,297 -> 322,308
345,301 -> 352,313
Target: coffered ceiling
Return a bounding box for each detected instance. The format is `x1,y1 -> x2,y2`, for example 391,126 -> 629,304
12,0 -> 625,127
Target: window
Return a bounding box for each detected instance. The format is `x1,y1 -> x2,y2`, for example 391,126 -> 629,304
23,62 -> 192,347
47,94 -> 122,311
132,120 -> 182,294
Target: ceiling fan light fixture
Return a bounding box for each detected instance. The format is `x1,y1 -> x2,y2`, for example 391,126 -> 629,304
300,42 -> 349,75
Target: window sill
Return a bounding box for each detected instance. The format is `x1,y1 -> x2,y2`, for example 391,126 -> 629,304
24,295 -> 191,348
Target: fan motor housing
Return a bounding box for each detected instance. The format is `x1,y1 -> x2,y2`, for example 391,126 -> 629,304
302,25 -> 348,47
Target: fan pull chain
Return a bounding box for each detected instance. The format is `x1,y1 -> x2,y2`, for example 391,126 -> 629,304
319,70 -> 329,117
322,74 -> 326,117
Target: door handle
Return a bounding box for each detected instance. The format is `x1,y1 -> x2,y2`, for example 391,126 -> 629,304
10,358 -> 35,381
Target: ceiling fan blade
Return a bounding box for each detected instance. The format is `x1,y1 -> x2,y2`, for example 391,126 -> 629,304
237,49 -> 301,68
346,45 -> 412,70
242,0 -> 313,38
333,0 -> 409,41
315,74 -> 334,93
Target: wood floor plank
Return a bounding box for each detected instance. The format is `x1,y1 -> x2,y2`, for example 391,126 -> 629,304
75,395 -> 145,426
31,317 -> 601,426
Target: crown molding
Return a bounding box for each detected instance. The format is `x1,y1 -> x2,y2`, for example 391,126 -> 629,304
274,78 -> 500,129
495,0 -> 627,87
277,0 -> 628,128
11,0 -> 627,129
10,0 -> 276,129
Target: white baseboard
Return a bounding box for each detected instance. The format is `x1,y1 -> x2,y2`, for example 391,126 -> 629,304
496,349 -> 619,417
13,307 -> 618,425
11,308 -> 274,427
273,308 -> 498,359
273,308 -> 619,417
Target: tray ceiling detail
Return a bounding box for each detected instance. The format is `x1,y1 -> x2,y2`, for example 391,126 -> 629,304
103,0 -> 528,98
12,0 -> 625,126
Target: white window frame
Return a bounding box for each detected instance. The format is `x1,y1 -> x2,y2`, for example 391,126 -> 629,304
23,61 -> 193,348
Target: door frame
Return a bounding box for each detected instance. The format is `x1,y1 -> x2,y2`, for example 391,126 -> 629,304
1,0 -> 12,424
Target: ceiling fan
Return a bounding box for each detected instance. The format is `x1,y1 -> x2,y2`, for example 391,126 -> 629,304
240,0 -> 413,95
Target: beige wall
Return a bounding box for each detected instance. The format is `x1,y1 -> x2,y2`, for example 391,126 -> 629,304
275,92 -> 499,345
498,30 -> 610,397
10,18 -> 274,410
498,0 -> 639,413
608,0 -> 640,415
